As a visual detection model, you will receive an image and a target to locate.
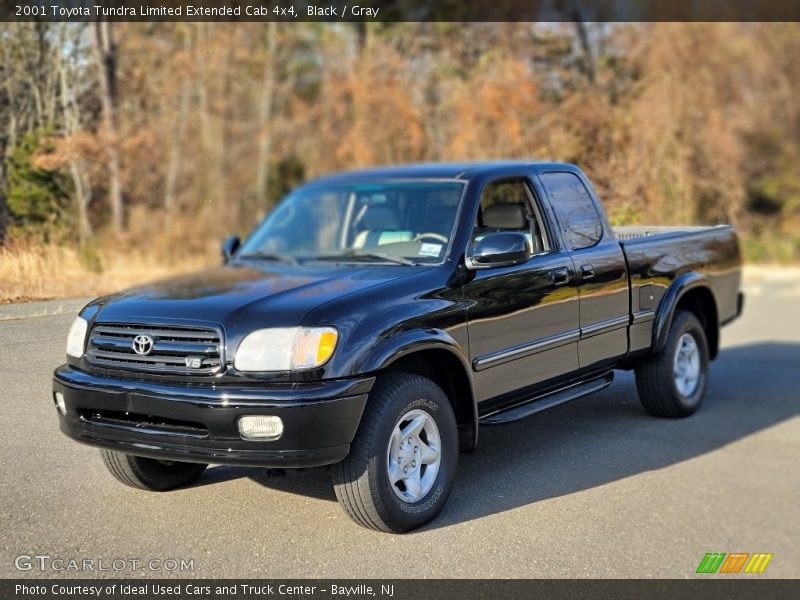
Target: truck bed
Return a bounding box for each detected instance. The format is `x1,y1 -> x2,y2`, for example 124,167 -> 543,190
613,224 -> 742,356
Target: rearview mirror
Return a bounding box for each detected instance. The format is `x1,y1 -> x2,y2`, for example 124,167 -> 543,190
466,232 -> 532,270
221,235 -> 240,264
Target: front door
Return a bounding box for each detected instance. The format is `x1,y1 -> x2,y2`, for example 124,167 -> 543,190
461,177 -> 580,403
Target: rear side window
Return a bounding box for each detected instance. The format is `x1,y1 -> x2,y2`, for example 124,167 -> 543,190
540,172 -> 603,250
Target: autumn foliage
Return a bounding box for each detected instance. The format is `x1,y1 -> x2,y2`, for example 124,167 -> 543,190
1,22 -> 800,301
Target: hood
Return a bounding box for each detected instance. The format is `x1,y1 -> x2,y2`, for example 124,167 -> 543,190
89,262 -> 425,330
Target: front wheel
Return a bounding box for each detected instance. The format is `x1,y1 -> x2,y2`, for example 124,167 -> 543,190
100,450 -> 207,491
635,310 -> 710,418
332,373 -> 458,532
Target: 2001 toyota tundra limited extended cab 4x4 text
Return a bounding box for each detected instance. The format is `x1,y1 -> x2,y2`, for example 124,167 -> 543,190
53,162 -> 743,532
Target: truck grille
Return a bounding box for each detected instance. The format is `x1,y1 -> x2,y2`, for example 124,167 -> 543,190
85,323 -> 223,375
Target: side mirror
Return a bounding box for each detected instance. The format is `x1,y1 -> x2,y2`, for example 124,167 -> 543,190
221,235 -> 240,264
466,231 -> 532,270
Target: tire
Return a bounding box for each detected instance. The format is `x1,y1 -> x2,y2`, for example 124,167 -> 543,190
332,373 -> 458,533
100,449 -> 207,491
635,310 -> 710,418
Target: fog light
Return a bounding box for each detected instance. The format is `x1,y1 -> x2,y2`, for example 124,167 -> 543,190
54,392 -> 66,415
238,416 -> 283,441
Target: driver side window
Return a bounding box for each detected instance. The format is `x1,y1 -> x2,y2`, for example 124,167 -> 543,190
473,179 -> 549,254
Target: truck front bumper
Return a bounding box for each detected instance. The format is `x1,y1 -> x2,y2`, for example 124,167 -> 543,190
52,366 -> 373,468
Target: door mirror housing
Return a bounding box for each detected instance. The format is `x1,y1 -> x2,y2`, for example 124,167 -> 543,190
221,235 -> 241,264
466,231 -> 532,270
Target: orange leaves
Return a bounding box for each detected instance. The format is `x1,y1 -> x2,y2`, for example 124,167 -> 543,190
311,50 -> 426,169
6,22 -> 800,262
31,131 -> 98,172
309,50 -> 542,168
446,58 -> 539,159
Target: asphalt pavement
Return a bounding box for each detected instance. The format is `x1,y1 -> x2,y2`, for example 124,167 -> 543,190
1,271 -> 798,578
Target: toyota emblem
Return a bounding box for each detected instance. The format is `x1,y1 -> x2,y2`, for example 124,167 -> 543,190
132,334 -> 155,356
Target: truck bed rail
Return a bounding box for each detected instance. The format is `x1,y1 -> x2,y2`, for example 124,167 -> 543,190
614,225 -> 730,242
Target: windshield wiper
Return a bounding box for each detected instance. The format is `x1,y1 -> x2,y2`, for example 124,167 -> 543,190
311,250 -> 417,266
237,252 -> 298,265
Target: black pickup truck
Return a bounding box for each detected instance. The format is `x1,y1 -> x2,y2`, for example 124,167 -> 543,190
53,162 -> 743,532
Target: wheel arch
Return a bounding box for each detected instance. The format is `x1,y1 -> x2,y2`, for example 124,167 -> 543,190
361,331 -> 478,453
653,273 -> 720,360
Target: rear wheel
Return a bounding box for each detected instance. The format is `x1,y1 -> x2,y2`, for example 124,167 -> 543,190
332,373 -> 458,532
635,310 -> 710,418
100,450 -> 207,491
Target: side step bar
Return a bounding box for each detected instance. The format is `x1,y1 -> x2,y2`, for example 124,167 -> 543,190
479,372 -> 614,425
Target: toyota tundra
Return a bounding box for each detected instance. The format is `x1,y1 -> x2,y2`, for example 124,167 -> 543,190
53,162 -> 743,532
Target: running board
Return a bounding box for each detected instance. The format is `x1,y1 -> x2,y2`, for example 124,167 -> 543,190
479,372 -> 614,425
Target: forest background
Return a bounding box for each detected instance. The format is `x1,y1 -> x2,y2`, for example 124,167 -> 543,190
2,22 -> 799,302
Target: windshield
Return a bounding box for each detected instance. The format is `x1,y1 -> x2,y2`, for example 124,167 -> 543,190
239,181 -> 465,265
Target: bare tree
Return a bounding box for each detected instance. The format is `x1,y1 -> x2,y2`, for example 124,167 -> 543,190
163,25 -> 192,220
92,21 -> 123,233
58,24 -> 93,243
255,21 -> 278,205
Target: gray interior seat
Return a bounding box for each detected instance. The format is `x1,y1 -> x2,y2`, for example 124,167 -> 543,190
353,205 -> 413,248
483,203 -> 528,229
479,203 -> 543,253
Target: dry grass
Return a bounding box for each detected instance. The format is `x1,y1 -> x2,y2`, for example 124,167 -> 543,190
0,241 -> 215,304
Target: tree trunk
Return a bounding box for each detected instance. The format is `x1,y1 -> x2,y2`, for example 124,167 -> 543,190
164,26 -> 191,221
68,161 -> 93,244
571,14 -> 596,84
255,21 -> 278,206
93,21 -> 124,234
195,23 -> 216,209
58,24 -> 93,244
214,30 -> 235,229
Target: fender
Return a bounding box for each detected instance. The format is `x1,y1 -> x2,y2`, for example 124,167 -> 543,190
652,271 -> 716,354
357,328 -> 479,450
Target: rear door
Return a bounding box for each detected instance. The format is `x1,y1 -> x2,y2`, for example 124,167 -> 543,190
537,171 -> 629,369
461,176 -> 580,403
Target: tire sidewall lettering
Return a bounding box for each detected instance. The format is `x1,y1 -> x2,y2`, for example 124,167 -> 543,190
406,397 -> 438,412
399,484 -> 444,514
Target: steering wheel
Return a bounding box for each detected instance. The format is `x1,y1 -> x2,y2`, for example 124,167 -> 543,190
412,232 -> 448,244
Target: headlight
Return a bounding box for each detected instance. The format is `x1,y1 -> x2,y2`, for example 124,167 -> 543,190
66,316 -> 88,358
234,327 -> 338,372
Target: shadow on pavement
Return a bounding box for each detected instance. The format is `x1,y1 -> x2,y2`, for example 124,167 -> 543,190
192,342 -> 800,529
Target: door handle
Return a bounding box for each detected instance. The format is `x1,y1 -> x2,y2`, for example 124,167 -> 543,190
580,264 -> 595,280
550,267 -> 570,286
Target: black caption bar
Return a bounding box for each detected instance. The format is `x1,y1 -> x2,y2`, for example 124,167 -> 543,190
3,0 -> 800,22
4,579 -> 799,600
